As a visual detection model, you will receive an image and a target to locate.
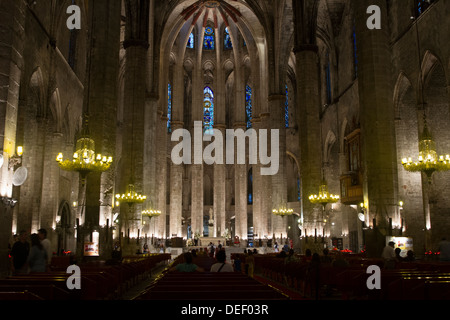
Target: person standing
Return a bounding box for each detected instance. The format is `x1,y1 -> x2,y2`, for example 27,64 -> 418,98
27,234 -> 48,273
382,241 -> 396,269
10,230 -> 30,275
38,228 -> 52,268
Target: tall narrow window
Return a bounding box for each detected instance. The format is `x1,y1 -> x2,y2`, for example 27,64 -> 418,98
297,177 -> 301,202
246,85 -> 252,129
415,0 -> 432,17
167,83 -> 172,133
224,27 -> 233,50
203,27 -> 215,50
325,52 -> 332,104
352,25 -> 358,79
187,32 -> 195,49
285,84 -> 289,128
248,168 -> 253,205
203,87 -> 214,135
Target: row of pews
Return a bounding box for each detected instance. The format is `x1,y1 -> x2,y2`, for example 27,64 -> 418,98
255,254 -> 450,300
0,253 -> 171,300
134,254 -> 290,301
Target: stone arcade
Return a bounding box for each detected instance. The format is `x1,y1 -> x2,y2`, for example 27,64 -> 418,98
0,0 -> 449,277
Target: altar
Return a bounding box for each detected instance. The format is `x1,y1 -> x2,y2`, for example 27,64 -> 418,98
198,237 -> 226,247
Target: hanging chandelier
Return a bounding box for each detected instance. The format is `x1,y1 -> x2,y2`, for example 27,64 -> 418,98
142,209 -> 161,219
56,132 -> 112,178
401,116 -> 450,183
272,207 -> 294,217
115,183 -> 147,205
309,180 -> 340,206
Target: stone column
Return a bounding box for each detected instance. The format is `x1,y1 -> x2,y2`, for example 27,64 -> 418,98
354,1 -> 398,235
269,94 -> 288,242
0,0 -> 26,277
168,60 -> 184,238
83,0 -> 121,259
294,45 -> 322,241
190,64 -> 203,237
213,59 -> 226,238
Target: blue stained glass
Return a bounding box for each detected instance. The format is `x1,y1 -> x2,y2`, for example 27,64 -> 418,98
224,27 -> 232,50
204,87 -> 214,134
248,168 -> 253,204
285,84 -> 289,128
187,33 -> 194,49
204,27 -> 215,50
246,85 -> 252,129
167,83 -> 172,133
297,177 -> 301,202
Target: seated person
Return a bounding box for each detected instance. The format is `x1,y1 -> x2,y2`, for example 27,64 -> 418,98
170,252 -> 204,273
210,250 -> 234,272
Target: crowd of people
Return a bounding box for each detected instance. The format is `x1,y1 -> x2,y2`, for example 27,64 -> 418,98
8,229 -> 52,275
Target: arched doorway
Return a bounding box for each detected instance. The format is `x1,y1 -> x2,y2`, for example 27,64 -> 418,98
56,201 -> 72,255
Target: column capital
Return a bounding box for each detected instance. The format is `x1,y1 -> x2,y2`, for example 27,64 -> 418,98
233,122 -> 247,130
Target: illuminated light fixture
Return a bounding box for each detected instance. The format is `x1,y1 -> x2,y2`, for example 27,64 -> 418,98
115,183 -> 147,205
142,209 -> 161,219
272,207 -> 294,217
309,180 -> 340,207
9,146 -> 24,169
401,116 -> 450,184
401,16 -> 450,184
56,123 -> 113,181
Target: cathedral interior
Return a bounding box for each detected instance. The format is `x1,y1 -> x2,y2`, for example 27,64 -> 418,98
0,0 -> 449,282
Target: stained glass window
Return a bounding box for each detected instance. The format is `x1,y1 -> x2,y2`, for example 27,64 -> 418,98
224,27 -> 232,50
203,87 -> 214,135
246,85 -> 252,129
204,27 -> 215,50
297,177 -> 301,202
167,83 -> 172,133
248,168 -> 253,205
352,25 -> 358,79
187,32 -> 194,49
325,52 -> 332,105
416,0 -> 432,17
285,84 -> 289,128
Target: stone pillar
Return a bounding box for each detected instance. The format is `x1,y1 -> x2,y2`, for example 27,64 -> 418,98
190,64 -> 203,237
269,94 -> 288,241
83,0 -> 121,259
213,125 -> 226,238
155,110 -> 168,240
354,1 -> 398,236
258,113 -> 272,240
294,45 -> 322,240
0,0 -> 26,278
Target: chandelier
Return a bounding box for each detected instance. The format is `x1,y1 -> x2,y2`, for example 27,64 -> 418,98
309,180 -> 340,207
56,131 -> 112,179
115,183 -> 147,205
272,207 -> 294,217
142,209 -> 161,219
401,116 -> 450,183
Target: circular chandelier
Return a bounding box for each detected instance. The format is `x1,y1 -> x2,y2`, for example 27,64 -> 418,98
115,183 -> 147,205
56,136 -> 112,178
309,181 -> 339,206
142,209 -> 161,219
272,207 -> 294,217
401,119 -> 450,183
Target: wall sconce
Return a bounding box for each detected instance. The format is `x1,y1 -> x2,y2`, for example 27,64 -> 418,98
1,197 -> 18,208
9,146 -> 23,169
